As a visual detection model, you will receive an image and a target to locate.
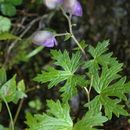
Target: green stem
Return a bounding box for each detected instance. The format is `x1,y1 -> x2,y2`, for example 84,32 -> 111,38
84,87 -> 90,103
61,7 -> 86,57
89,75 -> 93,93
13,85 -> 40,125
61,7 -> 90,102
13,99 -> 24,126
1,95 -> 14,130
54,33 -> 69,37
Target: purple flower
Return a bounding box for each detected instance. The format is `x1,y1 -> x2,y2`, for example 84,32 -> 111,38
63,0 -> 83,16
44,0 -> 63,9
32,31 -> 57,48
72,1 -> 82,16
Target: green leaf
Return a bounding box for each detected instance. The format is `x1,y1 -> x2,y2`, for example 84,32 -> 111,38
100,96 -> 128,119
101,77 -> 127,100
0,75 -> 26,103
8,0 -> 23,6
15,80 -> 27,102
85,40 -> 130,119
26,100 -> 73,130
0,32 -> 21,40
0,16 -> 11,33
17,80 -> 25,92
0,125 -> 9,130
0,0 -> 4,3
88,40 -> 109,58
93,62 -> 123,93
74,111 -> 107,130
64,33 -> 71,41
25,113 -> 37,128
87,95 -> 128,120
0,68 -> 7,86
0,75 -> 17,102
34,50 -> 85,102
73,40 -> 88,51
0,102 -> 2,111
1,3 -> 16,16
60,75 -> 87,101
51,50 -> 81,72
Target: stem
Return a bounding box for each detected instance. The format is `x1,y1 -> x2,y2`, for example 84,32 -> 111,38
25,85 -> 40,93
84,87 -> 90,102
54,33 -> 69,37
71,35 -> 86,56
60,7 -> 87,57
1,95 -> 14,130
13,99 -> 24,126
13,85 -> 40,125
61,7 -> 90,101
89,75 -> 93,93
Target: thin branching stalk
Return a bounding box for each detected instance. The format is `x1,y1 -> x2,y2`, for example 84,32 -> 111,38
54,33 -> 69,37
60,7 -> 91,103
60,7 -> 86,56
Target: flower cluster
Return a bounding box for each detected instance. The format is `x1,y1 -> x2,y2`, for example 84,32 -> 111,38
45,0 -> 82,16
32,0 -> 82,48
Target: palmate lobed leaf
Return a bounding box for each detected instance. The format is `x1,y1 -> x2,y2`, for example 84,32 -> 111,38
88,40 -> 109,58
60,75 -> 87,102
74,111 -> 107,130
87,95 -> 128,119
34,67 -> 71,88
93,62 -> 123,93
26,100 -> 73,130
50,50 -> 81,73
34,50 -> 87,102
26,100 -> 107,130
84,40 -> 130,119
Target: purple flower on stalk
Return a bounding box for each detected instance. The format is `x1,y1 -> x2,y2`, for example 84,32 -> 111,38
72,1 -> 82,16
32,31 -> 57,48
44,0 -> 63,9
63,0 -> 83,16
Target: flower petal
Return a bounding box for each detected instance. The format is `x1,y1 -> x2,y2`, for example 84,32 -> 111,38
32,31 -> 53,44
45,0 -> 63,9
63,0 -> 76,13
42,37 -> 57,47
72,1 -> 83,16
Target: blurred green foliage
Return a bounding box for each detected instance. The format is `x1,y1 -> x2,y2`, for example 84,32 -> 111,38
0,0 -> 23,16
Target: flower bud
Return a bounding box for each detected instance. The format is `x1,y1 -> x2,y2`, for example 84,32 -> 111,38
44,0 -> 63,9
63,0 -> 83,16
32,31 -> 57,48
